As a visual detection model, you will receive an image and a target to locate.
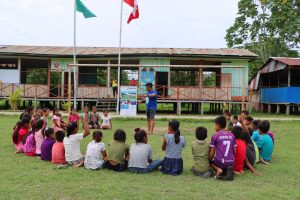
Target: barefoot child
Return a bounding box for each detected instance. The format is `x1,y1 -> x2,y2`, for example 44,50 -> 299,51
89,106 -> 101,129
24,119 -> 44,157
191,127 -> 212,178
68,108 -> 80,126
52,109 -> 65,133
209,116 -> 236,180
101,110 -> 112,129
84,131 -> 107,170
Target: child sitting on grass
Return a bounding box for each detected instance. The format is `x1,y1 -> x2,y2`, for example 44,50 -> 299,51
89,106 -> 101,129
243,116 -> 253,129
12,117 -> 31,153
64,115 -> 90,167
101,110 -> 112,129
105,129 -> 129,172
191,127 -> 212,178
84,131 -> 107,170
128,128 -> 162,173
24,119 -> 44,157
35,118 -> 46,157
52,131 -> 66,165
231,115 -> 242,127
161,120 -> 185,176
209,116 -> 236,180
68,108 -> 80,126
231,126 -> 246,175
41,128 -> 55,161
52,108 -> 67,133
257,120 -> 274,164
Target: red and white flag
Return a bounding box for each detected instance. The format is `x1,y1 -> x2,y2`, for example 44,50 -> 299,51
124,0 -> 139,24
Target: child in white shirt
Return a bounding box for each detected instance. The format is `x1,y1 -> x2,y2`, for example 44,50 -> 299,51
101,110 -> 112,129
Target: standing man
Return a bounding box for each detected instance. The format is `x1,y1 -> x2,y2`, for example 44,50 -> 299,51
139,83 -> 157,134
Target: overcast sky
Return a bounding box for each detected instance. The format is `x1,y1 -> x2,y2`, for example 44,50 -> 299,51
0,0 -> 239,48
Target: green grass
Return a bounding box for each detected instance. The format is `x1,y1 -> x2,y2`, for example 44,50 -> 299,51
0,115 -> 300,200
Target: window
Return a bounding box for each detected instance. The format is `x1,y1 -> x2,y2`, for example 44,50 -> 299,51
79,67 -> 107,86
0,58 -> 18,69
203,69 -> 221,87
171,68 -> 199,86
21,59 -> 48,84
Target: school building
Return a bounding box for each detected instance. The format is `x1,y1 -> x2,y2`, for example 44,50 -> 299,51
0,45 -> 257,114
249,57 -> 300,115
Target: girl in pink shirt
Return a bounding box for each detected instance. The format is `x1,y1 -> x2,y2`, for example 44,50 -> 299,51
12,117 -> 30,153
68,108 -> 80,126
52,109 -> 67,133
34,119 -> 47,157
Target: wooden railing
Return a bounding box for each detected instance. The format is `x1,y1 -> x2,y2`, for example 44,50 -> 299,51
0,83 -> 247,101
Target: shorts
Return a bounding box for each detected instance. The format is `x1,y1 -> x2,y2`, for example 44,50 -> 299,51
67,156 -> 85,166
147,109 -> 156,120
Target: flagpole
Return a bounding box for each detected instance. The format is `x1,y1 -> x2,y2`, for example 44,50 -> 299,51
73,0 -> 77,110
116,0 -> 124,115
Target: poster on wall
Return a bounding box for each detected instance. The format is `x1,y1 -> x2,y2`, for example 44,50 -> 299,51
120,86 -> 137,116
141,67 -> 155,85
51,59 -> 73,72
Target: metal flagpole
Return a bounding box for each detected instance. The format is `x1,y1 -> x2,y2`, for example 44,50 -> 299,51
116,0 -> 124,115
73,0 -> 77,110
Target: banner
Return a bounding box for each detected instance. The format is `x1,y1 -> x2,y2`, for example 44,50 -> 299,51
51,59 -> 73,72
120,86 -> 137,116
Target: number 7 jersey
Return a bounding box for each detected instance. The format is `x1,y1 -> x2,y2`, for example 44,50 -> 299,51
210,130 -> 236,169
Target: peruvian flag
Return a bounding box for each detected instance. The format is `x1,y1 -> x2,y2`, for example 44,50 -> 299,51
124,0 -> 139,24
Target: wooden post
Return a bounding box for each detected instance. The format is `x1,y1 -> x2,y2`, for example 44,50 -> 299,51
47,60 -> 51,98
61,72 -> 64,98
177,101 -> 181,115
68,66 -> 72,113
107,60 -> 111,98
268,104 -> 271,114
286,104 -> 290,115
242,66 -> 246,111
288,66 -> 291,87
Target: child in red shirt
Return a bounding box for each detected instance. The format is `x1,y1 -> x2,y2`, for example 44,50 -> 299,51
231,126 -> 246,174
12,117 -> 31,153
52,131 -> 66,165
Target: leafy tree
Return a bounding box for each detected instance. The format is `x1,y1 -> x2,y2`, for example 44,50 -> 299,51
226,0 -> 300,78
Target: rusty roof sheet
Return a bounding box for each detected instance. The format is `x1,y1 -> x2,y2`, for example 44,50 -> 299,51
271,57 -> 300,66
0,45 -> 257,58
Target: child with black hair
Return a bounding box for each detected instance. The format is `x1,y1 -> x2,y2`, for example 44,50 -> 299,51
161,120 -> 185,176
24,119 -> 44,157
231,126 -> 246,174
231,115 -> 242,127
68,107 -> 80,126
41,128 -> 55,161
52,108 -> 66,133
84,131 -> 107,170
128,128 -> 162,173
257,120 -> 274,163
64,114 -> 90,167
209,116 -> 236,180
100,109 -> 112,129
251,120 -> 261,143
81,106 -> 92,128
191,127 -> 212,178
105,129 -> 130,172
244,116 -> 253,128
42,108 -> 51,130
223,111 -> 233,131
89,106 -> 101,129
52,131 -> 66,165
12,117 -> 31,153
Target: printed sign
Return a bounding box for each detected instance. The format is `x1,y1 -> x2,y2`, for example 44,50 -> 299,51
51,59 -> 73,72
120,86 -> 137,116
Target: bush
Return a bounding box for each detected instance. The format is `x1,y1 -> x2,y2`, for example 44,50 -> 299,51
8,89 -> 22,111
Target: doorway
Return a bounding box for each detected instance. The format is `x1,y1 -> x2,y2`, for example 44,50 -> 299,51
156,72 -> 168,98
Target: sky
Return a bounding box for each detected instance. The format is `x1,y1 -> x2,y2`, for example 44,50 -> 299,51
0,0 -> 239,48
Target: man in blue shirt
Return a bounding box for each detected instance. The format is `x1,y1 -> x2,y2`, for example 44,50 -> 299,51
139,83 -> 157,134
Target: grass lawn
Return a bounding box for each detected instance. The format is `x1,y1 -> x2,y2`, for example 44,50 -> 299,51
0,115 -> 299,200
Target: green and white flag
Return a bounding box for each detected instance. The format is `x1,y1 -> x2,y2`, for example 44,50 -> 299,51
76,0 -> 96,18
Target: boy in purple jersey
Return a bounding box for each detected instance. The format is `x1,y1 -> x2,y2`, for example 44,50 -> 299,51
209,116 -> 236,180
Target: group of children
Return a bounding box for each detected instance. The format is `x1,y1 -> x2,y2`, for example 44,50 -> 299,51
12,107 -> 274,180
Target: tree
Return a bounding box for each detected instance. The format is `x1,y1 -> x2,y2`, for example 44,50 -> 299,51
226,0 -> 300,78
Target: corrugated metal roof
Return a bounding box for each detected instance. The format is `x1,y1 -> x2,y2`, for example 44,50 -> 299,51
249,57 -> 300,90
271,57 -> 300,66
0,45 -> 257,58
